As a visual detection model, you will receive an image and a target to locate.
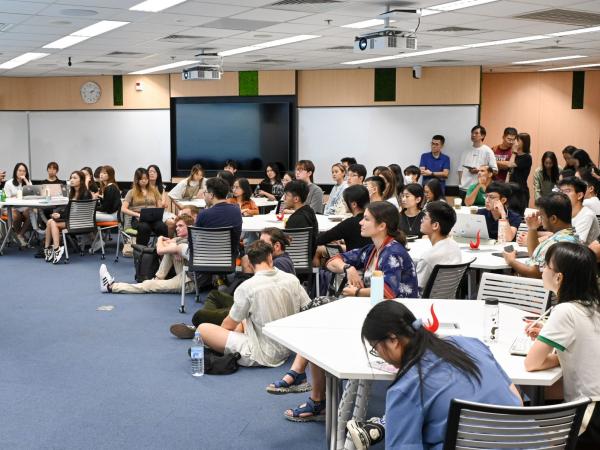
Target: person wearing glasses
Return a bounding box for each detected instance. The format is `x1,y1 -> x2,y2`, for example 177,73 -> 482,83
557,177 -> 599,245
345,301 -> 521,450
419,134 -> 450,190
228,178 -> 259,217
295,160 -> 323,214
524,242 -> 600,450
476,182 -> 522,242
346,164 -> 367,187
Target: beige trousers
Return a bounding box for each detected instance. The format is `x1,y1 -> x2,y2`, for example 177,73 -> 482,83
112,252 -> 194,294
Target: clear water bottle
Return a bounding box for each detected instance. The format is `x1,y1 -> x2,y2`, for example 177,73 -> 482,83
497,218 -> 508,245
16,185 -> 23,199
190,330 -> 204,377
370,270 -> 384,306
483,298 -> 499,345
45,187 -> 51,203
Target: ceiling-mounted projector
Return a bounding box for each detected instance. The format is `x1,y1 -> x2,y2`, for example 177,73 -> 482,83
182,65 -> 222,80
354,29 -> 417,54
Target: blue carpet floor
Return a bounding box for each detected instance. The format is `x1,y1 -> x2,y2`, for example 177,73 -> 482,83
0,243 -> 387,450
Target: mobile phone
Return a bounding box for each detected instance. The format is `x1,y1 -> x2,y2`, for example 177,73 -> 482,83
504,245 -> 514,252
522,315 -> 538,322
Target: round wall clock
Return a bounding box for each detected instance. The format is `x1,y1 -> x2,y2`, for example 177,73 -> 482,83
80,81 -> 101,104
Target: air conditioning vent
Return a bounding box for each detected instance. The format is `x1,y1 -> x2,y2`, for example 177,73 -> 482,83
428,26 -> 480,32
514,8 -> 600,26
269,0 -> 342,13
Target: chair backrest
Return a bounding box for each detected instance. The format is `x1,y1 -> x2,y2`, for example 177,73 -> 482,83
421,259 -> 475,299
477,272 -> 550,315
284,227 -> 313,275
596,215 -> 600,230
517,222 -> 528,236
66,199 -> 98,234
444,398 -> 590,450
187,226 -> 235,273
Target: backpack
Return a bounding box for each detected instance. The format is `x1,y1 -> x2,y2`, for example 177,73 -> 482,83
132,244 -> 160,282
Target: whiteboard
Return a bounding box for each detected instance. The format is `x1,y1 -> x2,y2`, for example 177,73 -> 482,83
298,105 -> 479,185
0,112 -> 29,176
29,110 -> 170,181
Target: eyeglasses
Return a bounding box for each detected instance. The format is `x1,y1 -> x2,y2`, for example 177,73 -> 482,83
369,338 -> 387,357
484,194 -> 501,201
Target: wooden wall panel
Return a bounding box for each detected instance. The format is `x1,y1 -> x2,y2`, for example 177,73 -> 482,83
298,69 -> 375,106
297,67 -> 480,107
395,67 -> 480,105
258,70 -> 295,95
169,71 -> 238,97
0,75 -> 170,110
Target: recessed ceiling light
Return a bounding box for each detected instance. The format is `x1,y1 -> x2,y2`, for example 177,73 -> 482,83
0,52 -> 49,69
129,60 -> 199,75
539,63 -> 600,72
422,0 -> 500,15
512,55 -> 587,65
218,35 -> 320,57
43,20 -> 129,49
341,19 -> 396,29
129,0 -> 188,13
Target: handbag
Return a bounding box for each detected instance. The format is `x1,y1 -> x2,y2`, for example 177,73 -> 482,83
204,348 -> 241,375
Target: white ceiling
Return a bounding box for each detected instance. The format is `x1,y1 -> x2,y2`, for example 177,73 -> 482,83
0,0 -> 599,76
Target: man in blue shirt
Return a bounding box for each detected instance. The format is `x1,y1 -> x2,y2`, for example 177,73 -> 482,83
195,177 -> 243,256
477,181 -> 522,241
419,135 -> 451,191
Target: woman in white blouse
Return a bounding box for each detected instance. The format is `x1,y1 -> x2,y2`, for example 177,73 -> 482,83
324,163 -> 348,215
3,162 -> 33,247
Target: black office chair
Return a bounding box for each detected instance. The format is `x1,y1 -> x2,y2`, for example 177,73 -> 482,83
421,259 -> 474,299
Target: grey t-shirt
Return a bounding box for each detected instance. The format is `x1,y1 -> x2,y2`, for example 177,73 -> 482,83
229,268 -> 311,367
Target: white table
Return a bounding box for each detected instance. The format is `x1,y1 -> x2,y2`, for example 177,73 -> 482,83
175,197 -> 278,210
0,197 -> 69,255
264,297 -> 561,450
241,214 -> 338,233
407,239 -> 529,297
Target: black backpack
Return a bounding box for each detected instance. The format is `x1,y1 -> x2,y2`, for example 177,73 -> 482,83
132,244 -> 160,282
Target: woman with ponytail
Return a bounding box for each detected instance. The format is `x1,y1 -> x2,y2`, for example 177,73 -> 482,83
283,202 -> 419,423
347,301 -> 522,449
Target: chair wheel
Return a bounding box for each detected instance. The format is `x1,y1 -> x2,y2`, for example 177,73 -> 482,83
179,306 -> 185,313
195,297 -> 201,303
101,255 -> 105,260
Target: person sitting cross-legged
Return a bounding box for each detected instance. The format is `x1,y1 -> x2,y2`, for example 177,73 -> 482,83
197,240 -> 311,368
99,214 -> 195,294
169,227 -> 296,339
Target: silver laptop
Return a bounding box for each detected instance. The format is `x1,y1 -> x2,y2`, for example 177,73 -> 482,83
451,213 -> 490,240
22,185 -> 42,197
42,184 -> 68,197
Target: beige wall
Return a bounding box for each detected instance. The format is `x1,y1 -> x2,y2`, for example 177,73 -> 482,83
481,71 -> 600,198
298,66 -> 481,107
0,75 -> 170,110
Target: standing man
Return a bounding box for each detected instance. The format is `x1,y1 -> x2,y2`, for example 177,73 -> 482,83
419,135 -> 450,191
458,125 -> 498,199
492,127 -> 518,182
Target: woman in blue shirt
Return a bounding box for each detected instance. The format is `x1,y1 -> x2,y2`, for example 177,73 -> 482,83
348,301 -> 522,450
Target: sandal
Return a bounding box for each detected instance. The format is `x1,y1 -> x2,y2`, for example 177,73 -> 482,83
284,397 -> 326,422
266,370 -> 312,395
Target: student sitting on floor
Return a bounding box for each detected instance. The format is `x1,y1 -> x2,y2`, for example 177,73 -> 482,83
99,214 -> 195,294
503,192 -> 578,278
477,181 -> 522,242
346,301 -> 522,450
197,240 -> 311,368
413,201 -> 462,292
282,201 -> 418,419
169,227 -> 296,339
524,242 -> 600,450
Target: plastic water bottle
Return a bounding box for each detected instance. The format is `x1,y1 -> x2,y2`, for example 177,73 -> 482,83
191,330 -> 204,377
370,270 -> 384,306
45,187 -> 51,203
16,185 -> 23,199
497,218 -> 508,245
0,189 -> 5,202
483,298 -> 500,345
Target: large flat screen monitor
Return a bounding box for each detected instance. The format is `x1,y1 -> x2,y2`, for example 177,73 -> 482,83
171,96 -> 295,178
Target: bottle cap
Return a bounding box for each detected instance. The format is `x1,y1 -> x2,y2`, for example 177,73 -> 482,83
373,270 -> 383,277
484,298 -> 499,305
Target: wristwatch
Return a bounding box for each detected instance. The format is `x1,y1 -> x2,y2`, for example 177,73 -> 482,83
343,264 -> 351,274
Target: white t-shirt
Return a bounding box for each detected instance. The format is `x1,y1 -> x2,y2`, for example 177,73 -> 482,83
168,178 -> 206,201
3,178 -> 31,197
538,302 -> 600,402
414,237 -> 462,289
583,196 -> 600,215
459,145 -> 498,189
572,206 -> 600,244
229,268 -> 311,367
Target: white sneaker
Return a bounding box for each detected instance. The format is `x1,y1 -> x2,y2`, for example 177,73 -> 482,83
44,247 -> 53,262
99,264 -> 114,293
52,246 -> 65,264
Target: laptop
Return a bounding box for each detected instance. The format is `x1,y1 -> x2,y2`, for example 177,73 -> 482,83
22,185 -> 42,197
139,207 -> 164,223
42,183 -> 68,197
451,213 -> 490,241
